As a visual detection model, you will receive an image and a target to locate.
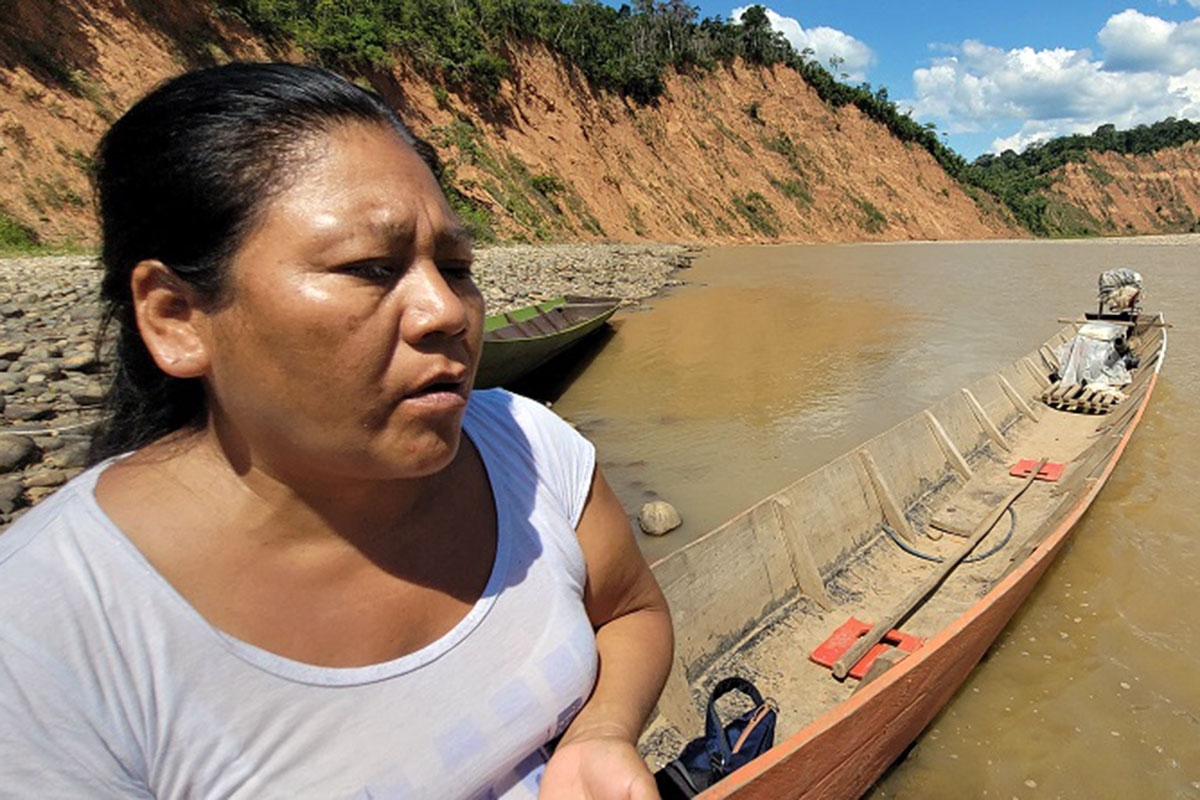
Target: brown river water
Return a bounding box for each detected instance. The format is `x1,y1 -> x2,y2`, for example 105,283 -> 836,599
523,236 -> 1200,798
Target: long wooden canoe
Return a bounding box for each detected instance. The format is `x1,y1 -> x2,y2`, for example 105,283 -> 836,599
473,295 -> 620,389
639,311 -> 1167,798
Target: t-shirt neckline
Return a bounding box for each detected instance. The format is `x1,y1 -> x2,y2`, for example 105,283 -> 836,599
77,406 -> 512,687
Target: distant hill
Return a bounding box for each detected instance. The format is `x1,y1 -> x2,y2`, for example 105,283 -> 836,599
962,119 -> 1200,236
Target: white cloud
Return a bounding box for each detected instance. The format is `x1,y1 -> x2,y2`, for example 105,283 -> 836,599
904,11 -> 1200,155
731,6 -> 874,82
1099,9 -> 1200,74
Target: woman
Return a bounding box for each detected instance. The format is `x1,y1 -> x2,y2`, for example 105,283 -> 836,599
0,63 -> 672,799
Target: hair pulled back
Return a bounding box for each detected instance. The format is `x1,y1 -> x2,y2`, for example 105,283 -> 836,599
90,62 -> 412,463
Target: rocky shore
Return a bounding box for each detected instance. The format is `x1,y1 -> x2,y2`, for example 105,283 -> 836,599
474,243 -> 696,314
0,244 -> 695,528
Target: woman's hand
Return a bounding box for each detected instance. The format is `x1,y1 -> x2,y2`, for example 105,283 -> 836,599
539,730 -> 659,800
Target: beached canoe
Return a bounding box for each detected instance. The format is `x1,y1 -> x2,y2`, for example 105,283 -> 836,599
640,311 -> 1168,798
473,295 -> 621,389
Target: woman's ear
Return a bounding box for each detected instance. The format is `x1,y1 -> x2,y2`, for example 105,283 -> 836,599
130,260 -> 212,379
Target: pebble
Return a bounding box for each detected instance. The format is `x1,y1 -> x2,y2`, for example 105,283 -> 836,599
0,479 -> 21,514
62,352 -> 99,372
473,243 -> 695,314
0,342 -> 25,360
0,435 -> 38,472
639,499 -> 682,535
67,383 -> 105,406
34,436 -> 65,452
25,486 -> 57,504
23,468 -> 66,488
46,440 -> 90,470
6,404 -> 53,422
0,256 -> 105,525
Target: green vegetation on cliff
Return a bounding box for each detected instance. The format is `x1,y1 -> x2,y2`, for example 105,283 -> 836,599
197,2 -> 1200,238
222,1 -> 963,170
0,207 -> 40,254
7,0 -> 1199,247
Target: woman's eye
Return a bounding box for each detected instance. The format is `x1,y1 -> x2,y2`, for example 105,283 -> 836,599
438,259 -> 474,279
341,261 -> 399,282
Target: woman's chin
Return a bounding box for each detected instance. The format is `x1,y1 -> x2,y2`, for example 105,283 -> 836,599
370,429 -> 464,481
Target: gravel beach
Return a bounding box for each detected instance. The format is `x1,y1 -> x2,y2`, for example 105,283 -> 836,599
0,243 -> 696,528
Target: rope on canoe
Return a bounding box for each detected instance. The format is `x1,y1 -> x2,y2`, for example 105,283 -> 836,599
882,507 -> 1017,564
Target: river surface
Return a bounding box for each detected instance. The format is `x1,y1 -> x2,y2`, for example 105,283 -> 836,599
533,237 -> 1199,797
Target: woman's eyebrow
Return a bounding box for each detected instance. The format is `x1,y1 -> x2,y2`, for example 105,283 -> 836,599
435,226 -> 473,250
361,222 -> 469,251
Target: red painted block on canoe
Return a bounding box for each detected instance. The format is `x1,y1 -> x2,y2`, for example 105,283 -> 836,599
1009,459 -> 1065,482
810,618 -> 926,680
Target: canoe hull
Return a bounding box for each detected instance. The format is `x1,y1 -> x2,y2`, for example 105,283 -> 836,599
474,296 -> 619,389
701,371 -> 1160,799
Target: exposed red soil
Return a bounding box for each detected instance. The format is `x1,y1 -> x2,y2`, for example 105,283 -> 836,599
1046,142 -> 1200,235
2,1 -> 1022,246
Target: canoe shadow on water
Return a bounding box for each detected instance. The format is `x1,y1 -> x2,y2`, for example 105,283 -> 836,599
503,324 -> 618,404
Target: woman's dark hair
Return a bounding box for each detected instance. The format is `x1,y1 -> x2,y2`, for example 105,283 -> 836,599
89,62 -> 413,463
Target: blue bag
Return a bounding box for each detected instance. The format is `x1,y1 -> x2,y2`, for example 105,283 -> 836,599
653,677 -> 778,798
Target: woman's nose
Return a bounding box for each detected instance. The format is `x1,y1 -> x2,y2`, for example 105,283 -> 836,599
399,260 -> 471,344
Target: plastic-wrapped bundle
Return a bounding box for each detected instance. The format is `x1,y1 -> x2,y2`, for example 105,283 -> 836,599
1098,268 -> 1143,313
1055,322 -> 1132,388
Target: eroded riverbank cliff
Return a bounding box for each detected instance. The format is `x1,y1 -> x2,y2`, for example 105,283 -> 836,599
0,0 -> 1023,248
1045,141 -> 1200,235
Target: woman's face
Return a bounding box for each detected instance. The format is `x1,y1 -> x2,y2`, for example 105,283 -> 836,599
199,122 -> 484,484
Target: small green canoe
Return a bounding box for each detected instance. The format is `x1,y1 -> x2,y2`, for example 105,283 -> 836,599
474,295 -> 621,388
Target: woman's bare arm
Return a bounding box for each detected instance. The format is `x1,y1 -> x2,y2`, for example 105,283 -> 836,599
539,467 -> 674,799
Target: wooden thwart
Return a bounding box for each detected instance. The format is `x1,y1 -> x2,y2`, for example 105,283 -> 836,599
858,450 -> 920,543
1057,317 -> 1172,328
1022,357 -> 1052,390
831,458 -> 1049,681
999,374 -> 1040,422
962,388 -> 1011,452
923,410 -> 972,480
1039,345 -> 1060,372
772,497 -> 833,609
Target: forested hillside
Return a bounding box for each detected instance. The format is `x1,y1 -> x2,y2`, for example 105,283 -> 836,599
0,0 -> 1196,251
963,118 -> 1200,235
223,1 -> 970,185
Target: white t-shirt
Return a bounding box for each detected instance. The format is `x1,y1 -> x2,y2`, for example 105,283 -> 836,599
0,389 -> 599,799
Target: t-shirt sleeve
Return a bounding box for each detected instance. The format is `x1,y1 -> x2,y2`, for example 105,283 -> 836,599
0,632 -> 152,799
505,392 -> 597,528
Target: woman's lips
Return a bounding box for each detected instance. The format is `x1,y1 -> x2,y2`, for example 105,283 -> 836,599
400,381 -> 469,412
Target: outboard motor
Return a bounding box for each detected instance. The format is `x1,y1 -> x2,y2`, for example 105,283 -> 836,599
1097,268 -> 1143,315
1042,269 -> 1146,414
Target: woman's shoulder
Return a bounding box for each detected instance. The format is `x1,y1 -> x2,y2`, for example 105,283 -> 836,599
466,388 -> 588,453
466,389 -> 596,529
2,469 -> 96,565
0,465 -> 129,622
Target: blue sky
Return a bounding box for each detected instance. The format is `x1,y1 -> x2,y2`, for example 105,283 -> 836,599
684,2 -> 1200,159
